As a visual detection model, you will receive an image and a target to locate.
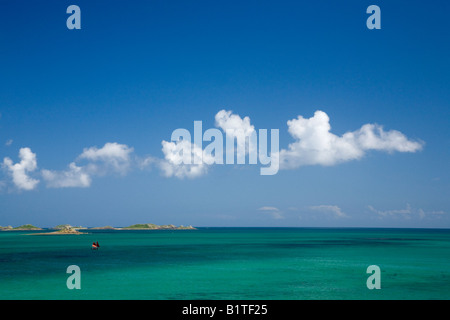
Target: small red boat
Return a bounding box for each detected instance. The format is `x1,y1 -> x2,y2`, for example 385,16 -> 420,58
92,241 -> 100,250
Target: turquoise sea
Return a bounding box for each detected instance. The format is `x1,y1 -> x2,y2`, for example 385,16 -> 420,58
0,228 -> 449,300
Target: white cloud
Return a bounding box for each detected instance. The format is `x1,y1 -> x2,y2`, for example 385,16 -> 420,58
309,205 -> 348,218
136,155 -> 157,170
367,204 -> 412,217
279,110 -> 424,169
5,139 -> 13,146
215,109 -> 256,157
258,206 -> 284,219
159,109 -> 423,178
159,139 -> 214,179
215,109 -> 255,138
369,204 -> 447,220
159,110 -> 258,179
42,162 -> 91,188
3,147 -> 39,190
352,123 -> 423,153
427,210 -> 446,215
3,110 -> 425,188
78,142 -> 134,175
41,142 -> 135,188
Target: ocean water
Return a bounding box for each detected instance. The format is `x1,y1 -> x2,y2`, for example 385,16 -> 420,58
0,228 -> 449,300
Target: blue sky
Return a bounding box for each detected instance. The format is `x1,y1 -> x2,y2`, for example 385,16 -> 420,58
0,0 -> 449,228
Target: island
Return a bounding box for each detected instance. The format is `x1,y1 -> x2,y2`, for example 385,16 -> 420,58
32,225 -> 87,235
53,224 -> 86,230
89,226 -> 119,230
0,224 -> 43,231
122,223 -> 196,230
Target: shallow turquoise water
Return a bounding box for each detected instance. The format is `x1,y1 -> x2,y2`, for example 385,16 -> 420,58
0,228 -> 449,299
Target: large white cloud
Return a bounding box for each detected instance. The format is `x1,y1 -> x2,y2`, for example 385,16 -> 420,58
279,110 -> 423,169
3,147 -> 39,190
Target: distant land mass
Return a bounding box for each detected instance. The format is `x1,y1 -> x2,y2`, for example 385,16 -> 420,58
32,225 -> 87,235
0,223 -> 196,233
122,223 -> 196,230
89,226 -> 117,230
0,224 -> 42,231
53,224 -> 85,230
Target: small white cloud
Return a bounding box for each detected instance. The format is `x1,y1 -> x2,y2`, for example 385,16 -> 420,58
42,162 -> 91,188
309,205 -> 348,218
215,109 -> 256,157
279,110 -> 424,169
215,110 -> 255,138
3,147 -> 39,190
428,210 -> 446,215
258,206 -> 284,219
136,155 -> 157,170
159,139 -> 214,179
41,142 -> 136,188
78,142 -> 134,175
370,205 -> 446,220
5,139 -> 13,147
367,204 -> 412,217
159,109 -> 260,179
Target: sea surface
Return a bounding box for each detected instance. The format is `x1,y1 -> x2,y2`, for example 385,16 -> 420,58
0,228 -> 449,300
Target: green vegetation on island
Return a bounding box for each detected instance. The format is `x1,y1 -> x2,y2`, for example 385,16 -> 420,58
123,223 -> 196,230
12,224 -> 42,231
